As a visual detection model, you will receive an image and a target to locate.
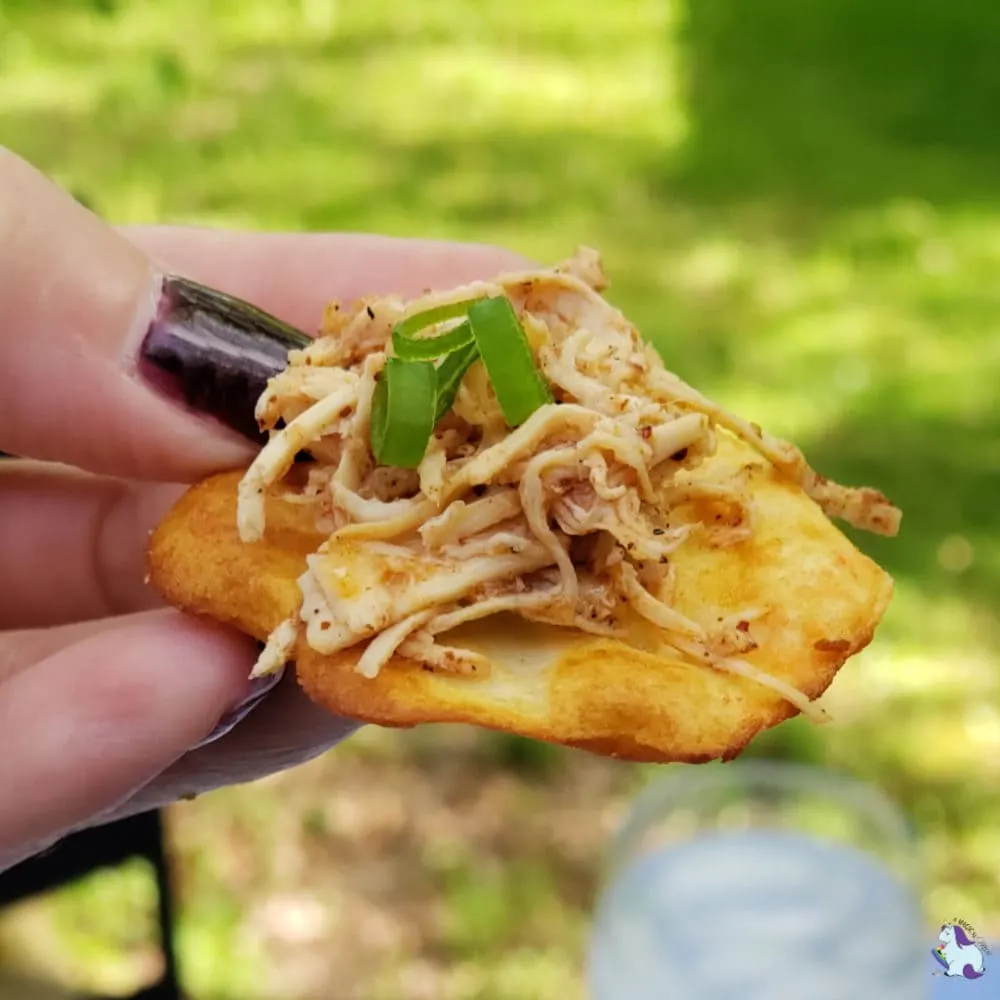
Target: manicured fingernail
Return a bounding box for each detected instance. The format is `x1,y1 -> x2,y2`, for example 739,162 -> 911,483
191,667 -> 285,749
137,276 -> 312,443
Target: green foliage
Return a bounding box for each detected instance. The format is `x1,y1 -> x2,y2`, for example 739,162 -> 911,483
483,734 -> 565,781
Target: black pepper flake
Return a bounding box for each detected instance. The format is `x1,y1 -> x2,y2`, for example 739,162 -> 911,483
653,528 -> 665,536
366,305 -> 375,319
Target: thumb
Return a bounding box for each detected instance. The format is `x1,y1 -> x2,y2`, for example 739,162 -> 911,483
0,149 -> 305,480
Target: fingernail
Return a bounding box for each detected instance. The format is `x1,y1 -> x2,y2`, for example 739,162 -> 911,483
191,667 -> 286,749
137,276 -> 312,443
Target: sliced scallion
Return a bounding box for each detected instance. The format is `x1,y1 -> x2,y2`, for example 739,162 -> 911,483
369,294 -> 553,468
392,317 -> 475,361
434,341 -> 480,423
392,299 -> 482,360
369,358 -> 437,468
467,296 -> 552,426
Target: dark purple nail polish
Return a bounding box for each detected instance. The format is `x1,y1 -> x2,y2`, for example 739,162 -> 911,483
138,276 -> 312,443
191,667 -> 286,749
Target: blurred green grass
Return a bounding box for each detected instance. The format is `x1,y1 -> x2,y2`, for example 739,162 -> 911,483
0,0 -> 998,997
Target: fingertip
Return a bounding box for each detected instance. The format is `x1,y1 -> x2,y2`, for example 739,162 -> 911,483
0,152 -> 258,480
10,612 -> 257,770
100,613 -> 259,744
0,612 -> 258,854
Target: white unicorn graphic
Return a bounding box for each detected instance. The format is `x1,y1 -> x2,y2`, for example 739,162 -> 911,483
933,922 -> 986,979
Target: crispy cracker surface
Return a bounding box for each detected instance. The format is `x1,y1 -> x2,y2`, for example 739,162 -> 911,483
147,435 -> 893,764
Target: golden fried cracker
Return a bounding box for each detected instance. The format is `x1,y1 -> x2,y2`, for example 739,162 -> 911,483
147,434 -> 892,764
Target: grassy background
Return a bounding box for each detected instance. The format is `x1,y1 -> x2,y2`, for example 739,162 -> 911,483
1,0 -> 998,996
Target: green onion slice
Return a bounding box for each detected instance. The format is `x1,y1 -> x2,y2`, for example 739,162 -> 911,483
369,358 -> 437,468
392,299 -> 482,360
434,341 -> 480,423
467,296 -> 552,426
393,317 -> 474,361
370,296 -> 552,469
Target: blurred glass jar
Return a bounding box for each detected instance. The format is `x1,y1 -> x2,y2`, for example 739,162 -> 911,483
587,760 -> 928,1000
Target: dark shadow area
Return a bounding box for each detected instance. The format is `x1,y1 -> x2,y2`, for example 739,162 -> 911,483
0,970 -> 81,1000
669,0 -> 1000,211
0,972 -> 176,1000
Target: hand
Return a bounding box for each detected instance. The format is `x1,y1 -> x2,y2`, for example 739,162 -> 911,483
0,148 -> 525,872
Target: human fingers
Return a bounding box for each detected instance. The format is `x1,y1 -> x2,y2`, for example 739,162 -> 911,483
0,461 -> 181,629
89,671 -> 362,824
1,613 -> 360,834
0,610 -> 173,681
0,613 -> 260,870
0,148 -> 254,478
1,149 -> 526,480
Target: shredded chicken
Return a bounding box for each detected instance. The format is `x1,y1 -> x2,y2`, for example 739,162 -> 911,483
356,609 -> 435,679
419,490 -> 523,550
250,617 -> 298,680
240,247 -> 902,719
